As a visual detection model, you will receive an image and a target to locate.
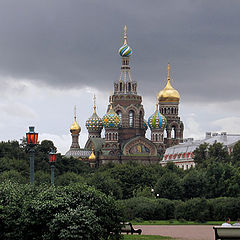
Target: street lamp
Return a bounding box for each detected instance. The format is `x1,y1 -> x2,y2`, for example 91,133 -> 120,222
49,149 -> 57,185
26,126 -> 38,184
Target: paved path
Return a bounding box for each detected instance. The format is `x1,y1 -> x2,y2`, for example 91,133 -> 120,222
133,225 -> 215,240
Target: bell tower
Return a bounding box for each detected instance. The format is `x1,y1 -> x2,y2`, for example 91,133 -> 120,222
158,63 -> 184,148
111,25 -> 146,141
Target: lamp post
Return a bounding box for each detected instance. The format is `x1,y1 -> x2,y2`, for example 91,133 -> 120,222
26,126 -> 38,184
49,149 -> 57,185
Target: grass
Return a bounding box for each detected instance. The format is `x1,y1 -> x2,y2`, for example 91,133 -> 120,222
123,235 -> 175,240
131,220 -> 223,225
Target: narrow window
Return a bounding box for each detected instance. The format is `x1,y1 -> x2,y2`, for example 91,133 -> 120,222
116,110 -> 122,125
129,110 -> 134,127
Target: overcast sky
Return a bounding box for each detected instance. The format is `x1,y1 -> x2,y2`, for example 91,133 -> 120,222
0,0 -> 240,153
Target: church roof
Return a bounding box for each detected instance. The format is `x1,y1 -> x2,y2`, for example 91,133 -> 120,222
65,149 -> 92,158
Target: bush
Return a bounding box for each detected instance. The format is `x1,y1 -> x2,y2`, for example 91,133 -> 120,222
175,198 -> 210,222
209,197 -> 240,221
119,197 -> 177,221
0,181 -> 122,240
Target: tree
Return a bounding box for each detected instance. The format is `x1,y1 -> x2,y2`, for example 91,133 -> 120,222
231,141 -> 240,166
154,172 -> 183,200
208,142 -> 230,163
55,172 -> 85,186
88,171 -> 123,199
193,143 -> 209,167
182,169 -> 206,199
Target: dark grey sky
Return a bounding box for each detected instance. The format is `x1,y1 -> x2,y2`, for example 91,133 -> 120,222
0,0 -> 239,102
1,0 -> 240,153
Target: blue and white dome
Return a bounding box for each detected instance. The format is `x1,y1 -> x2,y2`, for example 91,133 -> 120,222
119,44 -> 132,57
148,107 -> 167,130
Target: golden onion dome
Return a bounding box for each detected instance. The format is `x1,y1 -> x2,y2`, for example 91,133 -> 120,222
70,106 -> 81,134
89,150 -> 96,161
158,63 -> 180,103
70,119 -> 81,134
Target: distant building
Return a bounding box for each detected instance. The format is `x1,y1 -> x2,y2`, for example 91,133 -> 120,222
161,132 -> 240,169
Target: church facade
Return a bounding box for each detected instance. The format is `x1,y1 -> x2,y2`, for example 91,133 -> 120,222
65,26 -> 184,166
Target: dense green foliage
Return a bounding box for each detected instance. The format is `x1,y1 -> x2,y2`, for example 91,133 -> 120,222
0,181 -> 122,240
119,196 -> 240,222
1,139 -> 240,232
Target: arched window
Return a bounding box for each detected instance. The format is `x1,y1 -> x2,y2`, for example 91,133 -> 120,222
164,129 -> 167,138
171,126 -> 176,139
128,82 -> 131,92
129,110 -> 134,127
109,133 -> 112,140
116,110 -> 122,125
139,111 -> 143,128
120,82 -> 122,92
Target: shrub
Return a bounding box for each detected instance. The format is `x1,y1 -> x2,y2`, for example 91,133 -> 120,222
119,197 -> 177,221
0,181 -> 122,240
209,197 -> 240,221
175,198 -> 210,222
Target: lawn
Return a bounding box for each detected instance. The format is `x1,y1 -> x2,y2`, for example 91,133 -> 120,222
123,235 -> 175,240
131,220 -> 223,225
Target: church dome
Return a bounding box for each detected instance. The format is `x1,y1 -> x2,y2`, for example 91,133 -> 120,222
89,150 -> 96,161
119,25 -> 132,57
119,44 -> 132,57
70,119 -> 81,134
86,112 -> 103,132
158,80 -> 180,103
102,107 -> 120,129
148,105 -> 167,130
158,63 -> 180,103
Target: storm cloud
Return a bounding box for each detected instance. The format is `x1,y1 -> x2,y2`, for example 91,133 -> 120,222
0,0 -> 240,153
0,0 -> 239,102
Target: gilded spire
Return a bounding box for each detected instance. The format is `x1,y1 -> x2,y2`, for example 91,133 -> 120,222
156,94 -> 159,110
167,62 -> 170,81
157,63 -> 180,103
70,105 -> 81,133
74,105 -> 77,121
124,25 -> 127,45
93,94 -> 96,113
109,92 -> 113,109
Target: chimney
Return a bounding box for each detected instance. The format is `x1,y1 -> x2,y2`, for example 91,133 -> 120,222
206,132 -> 211,139
221,132 -> 227,142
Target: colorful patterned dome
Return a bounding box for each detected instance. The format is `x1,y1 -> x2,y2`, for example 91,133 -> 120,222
86,112 -> 103,132
102,107 -> 120,129
144,119 -> 148,130
119,44 -> 132,57
148,105 -> 167,130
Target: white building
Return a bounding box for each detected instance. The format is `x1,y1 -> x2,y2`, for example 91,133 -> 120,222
161,132 -> 240,169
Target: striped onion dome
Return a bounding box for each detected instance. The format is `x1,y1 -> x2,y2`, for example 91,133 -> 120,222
148,105 -> 167,130
119,44 -> 132,57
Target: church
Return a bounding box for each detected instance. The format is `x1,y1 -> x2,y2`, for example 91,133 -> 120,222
65,26 -> 184,166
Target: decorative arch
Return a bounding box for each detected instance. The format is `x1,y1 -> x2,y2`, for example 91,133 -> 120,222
123,137 -> 157,156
